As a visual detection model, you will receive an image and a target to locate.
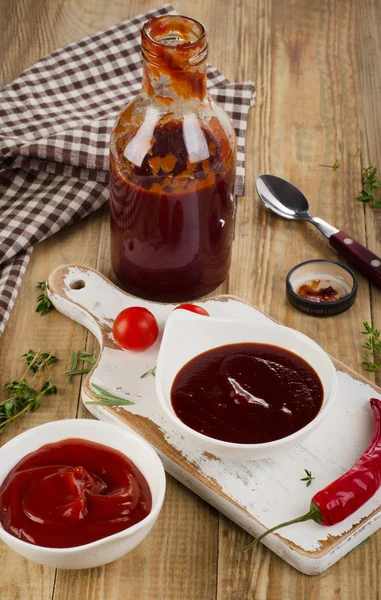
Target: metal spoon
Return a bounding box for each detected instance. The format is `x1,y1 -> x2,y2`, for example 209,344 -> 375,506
256,174 -> 381,288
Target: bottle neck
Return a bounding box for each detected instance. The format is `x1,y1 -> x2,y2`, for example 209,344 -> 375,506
141,15 -> 208,103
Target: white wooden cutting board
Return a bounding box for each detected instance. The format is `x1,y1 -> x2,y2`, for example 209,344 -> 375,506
48,264 -> 381,575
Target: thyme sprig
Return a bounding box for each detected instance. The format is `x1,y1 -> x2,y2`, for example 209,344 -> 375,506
356,166 -> 381,208
0,351 -> 58,433
300,469 -> 315,488
65,350 -> 97,381
319,159 -> 340,171
140,366 -> 156,379
319,156 -> 381,208
22,349 -> 58,373
87,384 -> 134,406
36,281 -> 53,316
361,321 -> 381,372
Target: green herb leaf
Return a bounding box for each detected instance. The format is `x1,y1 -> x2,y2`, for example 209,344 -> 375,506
361,321 -> 381,372
22,349 -> 59,374
140,366 -> 156,379
87,398 -> 135,406
300,469 -> 315,487
319,156 -> 381,208
36,281 -> 53,316
87,384 -> 134,406
361,166 -> 381,188
356,166 -> 381,208
65,350 -> 97,380
319,160 -> 340,171
0,353 -> 58,434
70,350 -> 78,372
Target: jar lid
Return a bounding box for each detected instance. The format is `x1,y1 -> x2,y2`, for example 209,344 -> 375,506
286,260 -> 357,317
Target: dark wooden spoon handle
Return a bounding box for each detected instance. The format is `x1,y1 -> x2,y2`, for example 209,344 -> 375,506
329,230 -> 381,288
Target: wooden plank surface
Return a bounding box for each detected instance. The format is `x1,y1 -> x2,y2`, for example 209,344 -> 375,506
0,0 -> 380,599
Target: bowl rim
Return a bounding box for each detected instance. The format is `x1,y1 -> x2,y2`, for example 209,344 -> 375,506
156,317 -> 338,451
0,419 -> 166,553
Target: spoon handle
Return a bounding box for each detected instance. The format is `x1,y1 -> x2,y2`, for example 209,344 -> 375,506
329,231 -> 381,288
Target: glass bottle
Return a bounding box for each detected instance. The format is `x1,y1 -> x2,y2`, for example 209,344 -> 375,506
110,15 -> 236,301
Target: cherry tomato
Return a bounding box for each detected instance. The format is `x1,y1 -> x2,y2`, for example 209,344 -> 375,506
174,303 -> 210,317
113,307 -> 159,351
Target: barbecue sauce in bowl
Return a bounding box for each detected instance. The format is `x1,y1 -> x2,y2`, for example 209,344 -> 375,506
171,343 -> 323,444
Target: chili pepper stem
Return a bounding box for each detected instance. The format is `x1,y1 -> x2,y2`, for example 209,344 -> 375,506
244,505 -> 321,552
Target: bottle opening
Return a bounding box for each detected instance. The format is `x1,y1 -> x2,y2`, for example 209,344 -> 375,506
143,15 -> 206,48
142,15 -> 208,67
141,16 -> 208,100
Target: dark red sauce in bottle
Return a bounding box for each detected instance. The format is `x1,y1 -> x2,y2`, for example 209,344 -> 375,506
0,439 -> 152,548
110,122 -> 235,300
109,16 -> 236,301
171,343 -> 323,444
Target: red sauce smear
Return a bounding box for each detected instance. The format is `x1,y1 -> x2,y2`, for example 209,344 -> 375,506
171,343 -> 323,444
297,280 -> 339,303
0,439 -> 152,548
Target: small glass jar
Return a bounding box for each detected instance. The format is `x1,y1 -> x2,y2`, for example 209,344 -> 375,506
110,15 -> 236,301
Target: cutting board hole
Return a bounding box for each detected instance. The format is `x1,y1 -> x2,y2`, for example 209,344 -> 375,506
70,280 -> 86,290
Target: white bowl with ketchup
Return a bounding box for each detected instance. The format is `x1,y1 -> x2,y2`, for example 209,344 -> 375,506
0,419 -> 166,569
156,311 -> 337,460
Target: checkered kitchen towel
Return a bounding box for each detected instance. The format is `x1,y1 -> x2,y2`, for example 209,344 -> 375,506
0,4 -> 255,336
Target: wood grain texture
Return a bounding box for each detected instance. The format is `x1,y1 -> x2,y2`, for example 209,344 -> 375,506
0,0 -> 380,598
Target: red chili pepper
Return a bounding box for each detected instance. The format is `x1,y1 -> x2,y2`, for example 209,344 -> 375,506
245,398 -> 381,551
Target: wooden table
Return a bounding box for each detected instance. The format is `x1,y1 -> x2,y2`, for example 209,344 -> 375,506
1,0 -> 381,598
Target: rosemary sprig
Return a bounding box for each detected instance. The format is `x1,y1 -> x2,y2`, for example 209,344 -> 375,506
22,349 -> 58,374
65,350 -> 97,380
140,366 -> 156,378
300,469 -> 315,487
356,166 -> 381,208
361,321 -> 381,372
0,352 -> 58,433
36,281 -> 53,316
86,383 -> 134,406
87,397 -> 134,407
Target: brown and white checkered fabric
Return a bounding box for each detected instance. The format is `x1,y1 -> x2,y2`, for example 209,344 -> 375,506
0,4 -> 255,336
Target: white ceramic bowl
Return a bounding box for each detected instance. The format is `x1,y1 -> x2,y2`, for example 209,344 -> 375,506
156,311 -> 337,460
0,419 -> 166,569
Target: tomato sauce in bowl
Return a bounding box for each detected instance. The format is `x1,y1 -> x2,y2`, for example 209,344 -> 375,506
0,439 -> 152,548
171,343 -> 323,444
